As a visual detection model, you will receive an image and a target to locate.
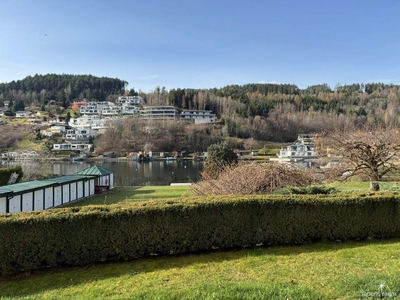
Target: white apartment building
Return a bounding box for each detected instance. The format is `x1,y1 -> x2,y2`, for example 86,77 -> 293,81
140,106 -> 178,119
53,143 -> 93,152
121,103 -> 140,115
116,96 -> 144,105
180,110 -> 216,124
65,129 -> 97,140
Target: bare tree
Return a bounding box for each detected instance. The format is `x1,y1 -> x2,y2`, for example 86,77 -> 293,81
315,128 -> 400,190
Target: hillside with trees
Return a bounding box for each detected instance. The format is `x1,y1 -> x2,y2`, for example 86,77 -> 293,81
142,82 -> 400,143
2,74 -> 400,152
0,74 -> 127,109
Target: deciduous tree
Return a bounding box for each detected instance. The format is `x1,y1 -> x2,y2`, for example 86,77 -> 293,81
315,129 -> 400,190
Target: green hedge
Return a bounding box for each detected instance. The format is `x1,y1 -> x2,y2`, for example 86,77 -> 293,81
1,193 -> 400,276
0,166 -> 23,185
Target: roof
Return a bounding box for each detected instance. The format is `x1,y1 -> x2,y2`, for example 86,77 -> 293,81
0,175 -> 94,196
76,165 -> 113,176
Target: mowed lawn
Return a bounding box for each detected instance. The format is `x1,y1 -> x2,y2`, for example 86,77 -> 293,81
66,186 -> 192,206
1,240 -> 400,299
66,181 -> 400,207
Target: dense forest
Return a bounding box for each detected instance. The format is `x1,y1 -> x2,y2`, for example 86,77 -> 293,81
2,74 -> 400,150
0,74 -> 127,107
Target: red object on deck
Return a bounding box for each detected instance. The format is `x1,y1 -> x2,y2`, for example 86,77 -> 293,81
95,185 -> 110,194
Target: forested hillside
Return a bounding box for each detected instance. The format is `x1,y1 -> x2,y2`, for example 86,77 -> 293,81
2,74 -> 400,146
0,74 -> 127,106
143,82 -> 400,142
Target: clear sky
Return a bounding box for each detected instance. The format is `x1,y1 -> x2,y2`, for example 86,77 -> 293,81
1,0 -> 400,92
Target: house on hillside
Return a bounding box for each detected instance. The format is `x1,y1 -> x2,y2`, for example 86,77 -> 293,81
116,96 -> 144,105
15,111 -> 33,118
140,106 -> 178,119
180,110 -> 216,124
52,143 -> 93,152
276,134 -> 317,161
65,128 -> 97,141
71,100 -> 88,110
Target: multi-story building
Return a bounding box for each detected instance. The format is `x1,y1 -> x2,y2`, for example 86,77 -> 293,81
140,106 -> 178,119
52,143 -> 93,152
65,129 -> 97,141
101,108 -> 121,116
121,103 -> 140,115
80,102 -> 112,115
116,96 -> 144,105
180,110 -> 216,124
277,134 -> 317,160
71,100 -> 88,110
80,105 -> 99,115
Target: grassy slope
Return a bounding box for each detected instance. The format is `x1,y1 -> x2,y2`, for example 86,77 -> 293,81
67,181 -> 400,207
1,240 -> 400,299
66,186 -> 192,206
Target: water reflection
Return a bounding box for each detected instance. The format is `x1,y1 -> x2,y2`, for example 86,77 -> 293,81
0,160 -> 204,186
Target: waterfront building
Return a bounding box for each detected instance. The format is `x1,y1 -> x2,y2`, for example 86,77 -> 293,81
0,166 -> 114,214
276,134 -> 318,161
52,143 -> 93,152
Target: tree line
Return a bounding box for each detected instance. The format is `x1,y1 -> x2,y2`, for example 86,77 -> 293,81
0,74 -> 127,108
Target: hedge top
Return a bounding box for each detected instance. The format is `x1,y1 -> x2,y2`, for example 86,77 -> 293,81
1,192 -> 398,221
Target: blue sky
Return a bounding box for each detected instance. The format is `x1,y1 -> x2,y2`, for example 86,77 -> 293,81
1,0 -> 399,92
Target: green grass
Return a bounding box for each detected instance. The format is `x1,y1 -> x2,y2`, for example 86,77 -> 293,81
1,240 -> 400,299
66,186 -> 192,206
326,180 -> 400,193
69,181 -> 400,207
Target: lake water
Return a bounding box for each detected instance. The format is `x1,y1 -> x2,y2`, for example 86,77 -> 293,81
0,160 -> 204,186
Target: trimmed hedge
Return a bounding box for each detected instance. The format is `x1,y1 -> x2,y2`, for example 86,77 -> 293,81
1,193 -> 400,276
0,166 -> 23,185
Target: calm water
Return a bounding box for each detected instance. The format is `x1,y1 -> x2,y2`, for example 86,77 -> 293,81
0,160 -> 204,186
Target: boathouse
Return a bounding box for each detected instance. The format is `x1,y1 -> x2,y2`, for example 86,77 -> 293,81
0,175 -> 95,213
0,166 -> 114,214
76,165 -> 114,193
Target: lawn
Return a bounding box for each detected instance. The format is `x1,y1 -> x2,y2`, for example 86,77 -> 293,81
326,180 -> 400,193
66,186 -> 192,206
66,181 -> 400,207
1,240 -> 400,299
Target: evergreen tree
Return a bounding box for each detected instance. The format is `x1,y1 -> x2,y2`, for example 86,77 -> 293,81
202,143 -> 238,179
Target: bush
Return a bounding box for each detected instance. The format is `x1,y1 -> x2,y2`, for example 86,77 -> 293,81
0,166 -> 23,185
1,193 -> 400,276
202,143 -> 238,180
274,185 -> 338,195
192,162 -> 316,196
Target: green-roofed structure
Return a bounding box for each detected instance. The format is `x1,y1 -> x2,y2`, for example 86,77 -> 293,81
76,165 -> 114,192
0,166 -> 114,214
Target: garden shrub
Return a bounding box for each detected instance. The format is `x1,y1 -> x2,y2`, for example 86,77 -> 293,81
0,166 -> 23,185
192,162 -> 316,195
274,185 -> 338,195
